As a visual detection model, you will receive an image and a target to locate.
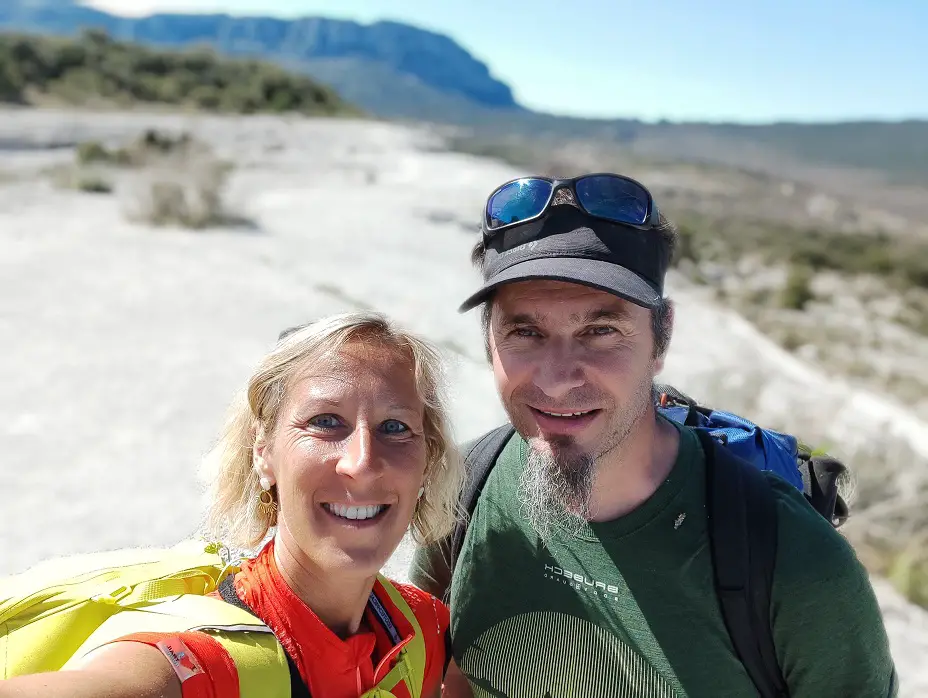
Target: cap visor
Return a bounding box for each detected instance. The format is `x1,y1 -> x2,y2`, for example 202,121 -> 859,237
459,257 -> 661,312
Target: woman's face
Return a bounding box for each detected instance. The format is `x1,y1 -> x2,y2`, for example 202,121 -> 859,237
256,340 -> 428,577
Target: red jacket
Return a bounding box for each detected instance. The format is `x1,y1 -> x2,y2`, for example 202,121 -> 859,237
118,541 -> 449,698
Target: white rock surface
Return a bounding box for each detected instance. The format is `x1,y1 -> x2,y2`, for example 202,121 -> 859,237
1,108 -> 925,695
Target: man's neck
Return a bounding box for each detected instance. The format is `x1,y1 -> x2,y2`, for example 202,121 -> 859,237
588,410 -> 681,522
272,529 -> 375,639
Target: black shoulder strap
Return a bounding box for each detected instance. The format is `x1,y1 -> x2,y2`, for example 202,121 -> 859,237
798,453 -> 849,528
218,576 -> 311,698
697,430 -> 789,698
449,424 -> 516,573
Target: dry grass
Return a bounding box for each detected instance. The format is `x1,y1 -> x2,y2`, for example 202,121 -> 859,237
50,129 -> 249,230
49,164 -> 113,194
844,479 -> 928,608
685,365 -> 928,609
120,155 -> 236,230
76,130 -> 200,168
732,270 -> 928,421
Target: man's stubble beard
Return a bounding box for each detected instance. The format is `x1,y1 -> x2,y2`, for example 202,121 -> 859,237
513,366 -> 656,541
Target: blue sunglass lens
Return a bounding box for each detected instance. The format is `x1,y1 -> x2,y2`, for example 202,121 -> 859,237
575,176 -> 650,226
487,179 -> 553,229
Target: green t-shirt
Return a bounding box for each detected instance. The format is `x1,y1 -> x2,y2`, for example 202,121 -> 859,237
413,422 -> 897,697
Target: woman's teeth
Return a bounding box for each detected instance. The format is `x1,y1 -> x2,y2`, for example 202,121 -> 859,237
323,503 -> 386,520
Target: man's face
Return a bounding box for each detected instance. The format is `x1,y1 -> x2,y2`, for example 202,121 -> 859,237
490,280 -> 664,457
488,280 -> 666,534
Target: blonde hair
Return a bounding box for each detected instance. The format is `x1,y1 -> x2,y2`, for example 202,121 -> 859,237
199,311 -> 464,550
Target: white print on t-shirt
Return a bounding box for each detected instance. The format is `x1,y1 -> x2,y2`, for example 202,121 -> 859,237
542,564 -> 622,603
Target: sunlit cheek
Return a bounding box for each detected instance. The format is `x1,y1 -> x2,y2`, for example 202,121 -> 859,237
278,481 -> 314,528
494,357 -> 532,405
492,347 -> 519,384
495,343 -> 550,379
283,451 -> 335,510
396,450 -> 428,490
583,345 -> 642,380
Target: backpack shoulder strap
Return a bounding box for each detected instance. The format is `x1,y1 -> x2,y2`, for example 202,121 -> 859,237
696,429 -> 789,698
218,576 -> 310,698
798,453 -> 849,527
449,424 -> 517,573
373,575 -> 427,698
219,575 -> 429,698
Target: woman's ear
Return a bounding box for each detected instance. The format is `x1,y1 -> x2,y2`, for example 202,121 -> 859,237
252,424 -> 276,487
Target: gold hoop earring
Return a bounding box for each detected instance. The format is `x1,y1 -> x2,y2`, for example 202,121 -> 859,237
257,484 -> 277,520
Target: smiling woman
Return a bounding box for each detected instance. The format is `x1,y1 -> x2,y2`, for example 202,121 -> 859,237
203,312 -> 461,558
0,312 -> 464,698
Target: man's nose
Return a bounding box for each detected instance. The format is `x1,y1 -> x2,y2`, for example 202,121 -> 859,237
532,341 -> 584,400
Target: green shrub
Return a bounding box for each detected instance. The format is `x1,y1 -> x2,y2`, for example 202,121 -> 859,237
781,264 -> 815,310
74,130 -> 196,170
888,552 -> 928,608
49,163 -> 113,194
75,140 -> 111,164
672,223 -> 700,265
75,173 -> 112,194
778,329 -> 806,352
0,29 -> 358,117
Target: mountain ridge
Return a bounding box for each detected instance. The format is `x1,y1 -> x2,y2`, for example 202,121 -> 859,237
1,0 -> 926,185
0,0 -> 520,112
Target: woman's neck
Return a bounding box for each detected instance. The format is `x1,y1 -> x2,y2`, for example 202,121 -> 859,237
272,530 -> 376,639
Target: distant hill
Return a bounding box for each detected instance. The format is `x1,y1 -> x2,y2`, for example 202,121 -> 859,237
0,0 -> 519,118
0,29 -> 356,116
1,0 -> 926,186
448,111 -> 928,187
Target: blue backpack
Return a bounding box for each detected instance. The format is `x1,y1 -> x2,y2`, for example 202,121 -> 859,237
450,384 -> 849,698
654,384 -> 848,528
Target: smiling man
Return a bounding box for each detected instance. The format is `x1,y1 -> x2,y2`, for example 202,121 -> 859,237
410,174 -> 897,697
486,278 -> 675,545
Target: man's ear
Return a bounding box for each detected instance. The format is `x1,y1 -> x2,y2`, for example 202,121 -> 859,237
653,300 -> 675,374
252,424 -> 275,486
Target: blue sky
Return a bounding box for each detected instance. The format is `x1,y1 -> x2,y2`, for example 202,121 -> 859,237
83,0 -> 928,123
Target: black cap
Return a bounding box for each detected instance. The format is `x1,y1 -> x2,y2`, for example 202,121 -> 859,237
459,205 -> 669,312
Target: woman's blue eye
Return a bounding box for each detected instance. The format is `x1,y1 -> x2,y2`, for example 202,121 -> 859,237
381,419 -> 409,435
309,414 -> 341,429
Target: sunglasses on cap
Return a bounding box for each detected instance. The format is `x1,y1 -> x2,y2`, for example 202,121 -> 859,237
483,173 -> 660,239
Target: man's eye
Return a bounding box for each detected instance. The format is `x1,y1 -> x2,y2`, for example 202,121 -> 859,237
381,419 -> 410,435
588,326 -> 617,336
308,414 -> 342,429
514,328 -> 540,337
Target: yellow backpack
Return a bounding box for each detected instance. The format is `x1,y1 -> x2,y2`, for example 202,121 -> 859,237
0,539 -> 426,698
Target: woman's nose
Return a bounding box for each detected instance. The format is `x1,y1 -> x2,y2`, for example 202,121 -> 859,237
334,425 -> 383,481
